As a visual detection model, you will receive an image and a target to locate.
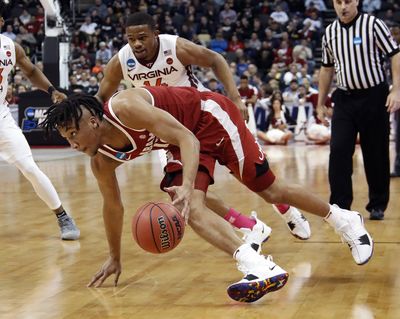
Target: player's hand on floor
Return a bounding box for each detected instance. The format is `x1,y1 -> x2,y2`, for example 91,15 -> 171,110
87,257 -> 121,288
164,184 -> 192,224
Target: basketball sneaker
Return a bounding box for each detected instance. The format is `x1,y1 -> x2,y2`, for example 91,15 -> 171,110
325,205 -> 374,265
272,204 -> 311,240
239,211 -> 271,253
227,244 -> 289,303
57,214 -> 80,240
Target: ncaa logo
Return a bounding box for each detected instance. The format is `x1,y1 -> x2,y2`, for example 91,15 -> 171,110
6,51 -> 11,57
166,58 -> 173,65
25,107 -> 35,119
115,152 -> 127,160
127,58 -> 136,70
353,37 -> 362,45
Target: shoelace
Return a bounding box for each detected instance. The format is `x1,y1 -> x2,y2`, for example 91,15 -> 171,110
336,225 -> 360,249
58,215 -> 74,230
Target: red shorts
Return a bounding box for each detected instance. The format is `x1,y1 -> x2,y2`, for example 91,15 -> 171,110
160,93 -> 275,193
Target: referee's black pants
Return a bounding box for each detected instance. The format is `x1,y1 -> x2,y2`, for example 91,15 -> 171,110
329,83 -> 390,212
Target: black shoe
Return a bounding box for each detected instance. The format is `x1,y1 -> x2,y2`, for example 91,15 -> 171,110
390,171 -> 400,177
369,209 -> 384,220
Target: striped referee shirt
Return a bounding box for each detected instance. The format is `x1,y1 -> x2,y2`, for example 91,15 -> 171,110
322,13 -> 399,90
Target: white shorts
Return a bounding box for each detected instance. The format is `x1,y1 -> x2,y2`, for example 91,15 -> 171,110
0,108 -> 32,163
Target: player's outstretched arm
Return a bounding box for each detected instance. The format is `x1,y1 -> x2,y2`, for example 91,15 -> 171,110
176,37 -> 248,121
95,55 -> 124,104
15,42 -> 66,103
87,154 -> 123,288
113,89 -> 199,222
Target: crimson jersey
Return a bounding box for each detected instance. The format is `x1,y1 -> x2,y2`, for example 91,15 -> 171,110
98,87 -> 203,162
99,86 -> 275,192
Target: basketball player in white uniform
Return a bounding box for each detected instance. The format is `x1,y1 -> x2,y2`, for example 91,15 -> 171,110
95,13 -> 310,253
0,13 -> 79,240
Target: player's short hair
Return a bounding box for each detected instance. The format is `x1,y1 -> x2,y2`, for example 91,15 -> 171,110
125,12 -> 156,30
240,75 -> 249,81
42,94 -> 104,135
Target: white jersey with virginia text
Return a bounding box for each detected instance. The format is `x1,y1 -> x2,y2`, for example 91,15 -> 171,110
118,34 -> 207,91
0,34 -> 16,116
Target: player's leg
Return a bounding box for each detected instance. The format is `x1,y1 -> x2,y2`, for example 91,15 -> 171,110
221,106 -> 373,265
232,142 -> 374,265
205,190 -> 271,252
188,185 -> 289,303
0,111 -> 79,240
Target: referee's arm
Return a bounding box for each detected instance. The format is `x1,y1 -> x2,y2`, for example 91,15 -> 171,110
316,34 -> 334,125
386,52 -> 400,113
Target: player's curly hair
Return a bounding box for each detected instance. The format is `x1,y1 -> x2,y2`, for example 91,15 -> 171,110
41,94 -> 104,135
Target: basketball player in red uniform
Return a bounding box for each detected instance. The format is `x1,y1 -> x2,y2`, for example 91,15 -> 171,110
42,87 -> 374,302
95,12 -> 311,253
0,9 -> 79,240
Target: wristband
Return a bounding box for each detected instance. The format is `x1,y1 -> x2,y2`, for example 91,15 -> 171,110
47,85 -> 56,95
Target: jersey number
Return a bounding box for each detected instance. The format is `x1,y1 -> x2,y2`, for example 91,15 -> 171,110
143,78 -> 167,87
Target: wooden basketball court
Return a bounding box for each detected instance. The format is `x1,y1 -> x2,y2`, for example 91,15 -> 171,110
1,144 -> 399,319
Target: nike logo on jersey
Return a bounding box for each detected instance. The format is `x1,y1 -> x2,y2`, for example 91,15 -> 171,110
216,137 -> 224,147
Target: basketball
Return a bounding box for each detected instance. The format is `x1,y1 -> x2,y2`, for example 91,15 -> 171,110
132,202 -> 185,254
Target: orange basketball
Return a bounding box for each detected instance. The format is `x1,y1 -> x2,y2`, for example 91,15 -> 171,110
132,202 -> 185,254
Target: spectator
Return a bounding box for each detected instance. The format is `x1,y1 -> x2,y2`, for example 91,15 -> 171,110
19,9 -> 31,25
228,34 -> 244,52
362,0 -> 382,13
270,5 -> 289,25
209,32 -> 228,54
219,3 -> 237,25
95,41 -> 112,64
79,16 -> 97,36
88,0 -> 108,20
305,0 -> 327,12
85,76 -> 99,95
293,39 -> 313,67
2,24 -> 16,40
207,78 -> 224,94
258,97 -> 295,145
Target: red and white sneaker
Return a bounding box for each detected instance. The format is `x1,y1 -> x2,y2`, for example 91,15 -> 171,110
272,204 -> 311,240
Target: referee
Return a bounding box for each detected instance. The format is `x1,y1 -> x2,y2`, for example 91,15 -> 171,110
317,0 -> 400,220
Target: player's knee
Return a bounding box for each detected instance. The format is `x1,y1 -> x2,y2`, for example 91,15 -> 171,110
258,180 -> 286,203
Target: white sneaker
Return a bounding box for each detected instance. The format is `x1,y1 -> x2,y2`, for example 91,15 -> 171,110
239,211 -> 272,253
228,244 -> 289,303
272,204 -> 311,240
326,205 -> 374,265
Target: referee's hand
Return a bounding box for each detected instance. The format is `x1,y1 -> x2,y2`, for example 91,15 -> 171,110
386,90 -> 400,113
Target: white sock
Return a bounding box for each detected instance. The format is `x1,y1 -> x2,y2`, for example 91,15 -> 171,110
325,204 -> 348,229
14,156 -> 61,210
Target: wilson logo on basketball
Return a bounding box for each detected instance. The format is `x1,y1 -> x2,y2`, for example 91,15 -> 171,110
166,58 -> 173,65
172,215 -> 183,239
157,216 -> 171,249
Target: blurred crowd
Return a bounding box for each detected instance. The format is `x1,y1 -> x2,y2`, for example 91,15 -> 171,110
2,0 -> 400,144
